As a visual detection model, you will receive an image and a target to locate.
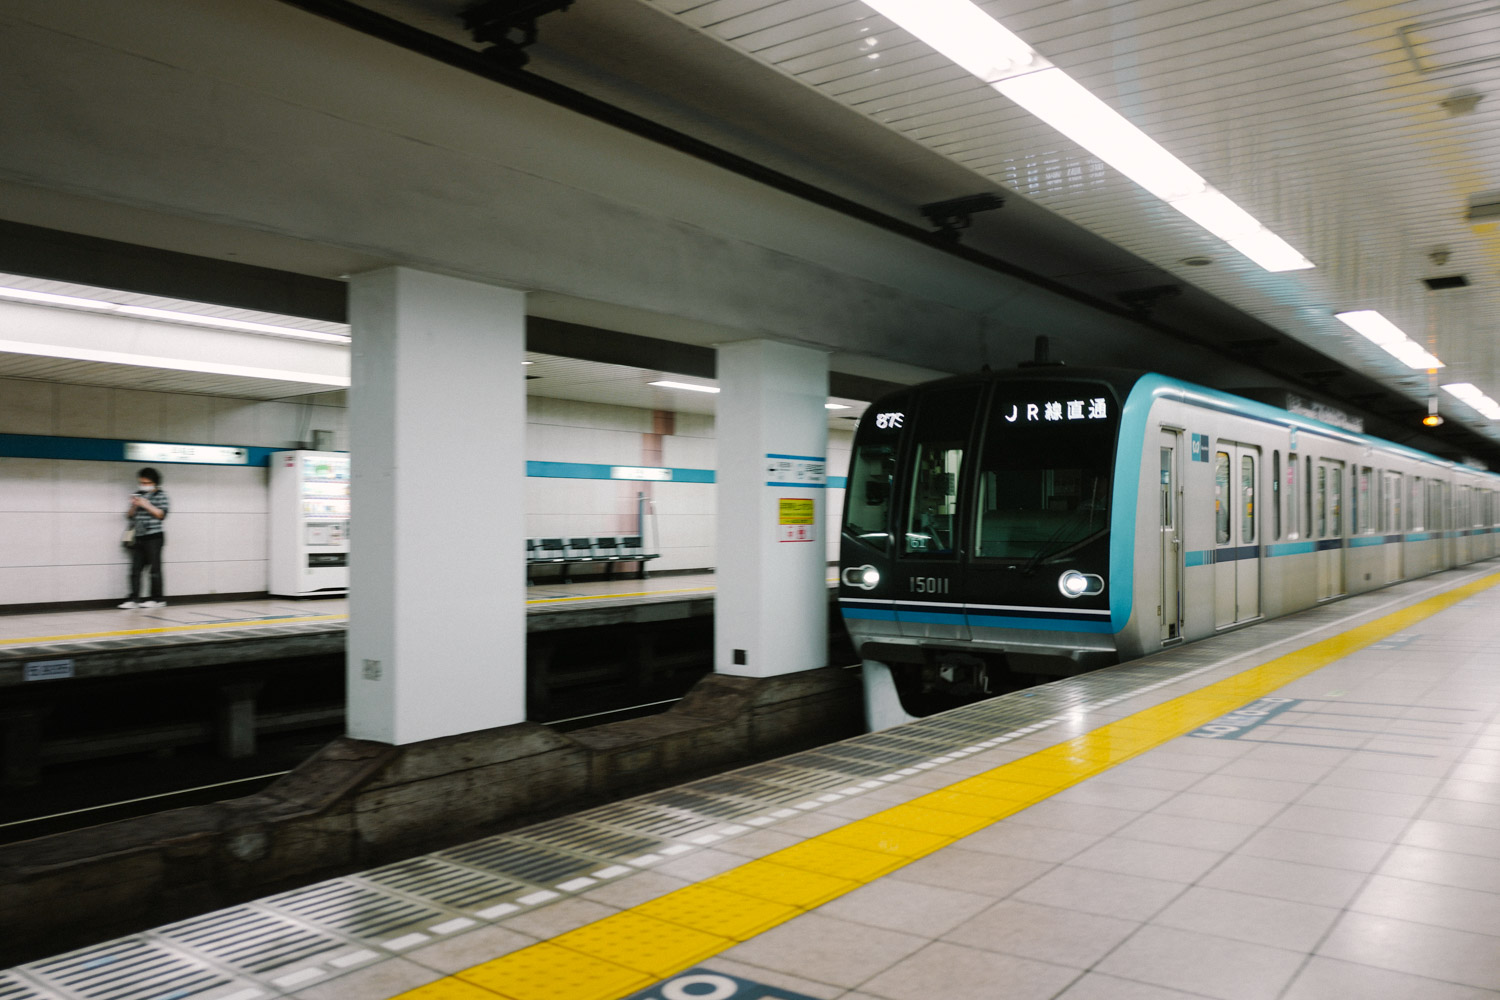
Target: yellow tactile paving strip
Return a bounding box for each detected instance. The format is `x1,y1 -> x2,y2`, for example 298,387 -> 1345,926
0,614 -> 348,647
392,571 -> 1500,1000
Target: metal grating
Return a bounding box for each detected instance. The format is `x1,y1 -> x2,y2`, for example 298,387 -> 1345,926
157,906 -> 342,976
0,975 -> 51,1000
262,881 -> 446,943
436,837 -> 604,885
503,818 -> 666,859
579,801 -> 720,840
26,939 -> 231,1000
358,857 -> 531,912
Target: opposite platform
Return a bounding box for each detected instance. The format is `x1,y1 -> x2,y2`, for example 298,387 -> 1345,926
6,563 -> 1500,1000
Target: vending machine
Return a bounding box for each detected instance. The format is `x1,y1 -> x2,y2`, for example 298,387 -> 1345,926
268,450 -> 350,596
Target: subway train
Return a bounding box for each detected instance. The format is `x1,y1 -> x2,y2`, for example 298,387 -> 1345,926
838,368 -> 1500,727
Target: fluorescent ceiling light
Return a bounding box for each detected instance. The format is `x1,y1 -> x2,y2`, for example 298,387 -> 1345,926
1442,383 -> 1500,420
649,380 -> 719,394
861,0 -> 1314,272
0,283 -> 351,344
1334,310 -> 1444,369
826,403 -> 852,410
0,337 -> 351,387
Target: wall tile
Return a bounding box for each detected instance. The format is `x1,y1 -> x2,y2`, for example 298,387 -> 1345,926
0,512 -> 58,567
55,384 -> 111,437
55,513 -> 131,567
57,461 -> 142,513
213,512 -> 268,562
56,562 -> 128,603
0,378 -> 55,434
109,388 -> 163,440
210,397 -> 261,445
0,566 -> 58,604
213,560 -> 268,594
158,392 -> 214,443
0,458 -> 58,511
160,513 -> 214,562
165,561 -> 213,598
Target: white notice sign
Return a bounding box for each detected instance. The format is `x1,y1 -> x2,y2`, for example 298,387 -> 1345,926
24,659 -> 75,681
765,454 -> 826,486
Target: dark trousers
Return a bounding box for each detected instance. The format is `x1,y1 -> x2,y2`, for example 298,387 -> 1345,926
128,533 -> 165,601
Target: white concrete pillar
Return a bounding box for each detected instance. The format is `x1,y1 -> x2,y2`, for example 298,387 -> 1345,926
346,267 -> 526,745
715,339 -> 829,677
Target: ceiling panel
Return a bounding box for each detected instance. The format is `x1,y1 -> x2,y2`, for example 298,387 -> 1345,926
646,0 -> 1500,443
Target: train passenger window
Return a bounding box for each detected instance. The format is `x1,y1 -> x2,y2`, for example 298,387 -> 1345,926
1215,452 -> 1231,544
1287,452 -> 1298,538
972,383 -> 1116,562
1329,465 -> 1343,536
1272,452 -> 1281,540
901,386 -> 981,558
1241,455 -> 1255,544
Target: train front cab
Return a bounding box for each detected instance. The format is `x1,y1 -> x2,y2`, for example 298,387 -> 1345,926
840,375 -> 1123,725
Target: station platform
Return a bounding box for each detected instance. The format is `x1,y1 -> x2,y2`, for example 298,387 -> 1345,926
7,563 -> 1500,1000
0,573 -> 816,683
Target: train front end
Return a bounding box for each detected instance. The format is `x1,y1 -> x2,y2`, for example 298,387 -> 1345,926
839,372 -> 1128,721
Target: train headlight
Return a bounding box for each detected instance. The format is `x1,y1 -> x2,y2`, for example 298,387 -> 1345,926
842,564 -> 880,590
1058,570 -> 1104,598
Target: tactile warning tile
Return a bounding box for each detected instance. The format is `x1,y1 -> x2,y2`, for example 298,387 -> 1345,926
820,820 -> 950,858
872,803 -> 993,838
391,978 -> 502,1000
946,776 -> 1052,804
704,861 -> 857,908
914,788 -> 1028,819
634,885 -> 798,941
458,943 -> 651,1000
768,839 -> 904,881
552,911 -> 729,977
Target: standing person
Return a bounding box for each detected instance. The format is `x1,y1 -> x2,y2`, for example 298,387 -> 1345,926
120,467 -> 170,609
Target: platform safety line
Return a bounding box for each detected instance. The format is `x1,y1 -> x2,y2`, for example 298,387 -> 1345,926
0,614 -> 348,647
390,570 -> 1500,1000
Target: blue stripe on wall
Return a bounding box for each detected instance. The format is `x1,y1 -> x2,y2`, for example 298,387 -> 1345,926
2,436 -> 848,487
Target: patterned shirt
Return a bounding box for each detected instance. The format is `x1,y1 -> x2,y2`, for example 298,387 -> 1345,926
131,488 -> 170,537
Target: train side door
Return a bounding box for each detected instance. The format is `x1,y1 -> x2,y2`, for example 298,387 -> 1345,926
1159,430 -> 1181,642
1317,458 -> 1346,599
1213,442 -> 1261,627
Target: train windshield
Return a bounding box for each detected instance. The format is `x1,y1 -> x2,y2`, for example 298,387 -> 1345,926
974,383 -> 1118,562
843,393 -> 911,552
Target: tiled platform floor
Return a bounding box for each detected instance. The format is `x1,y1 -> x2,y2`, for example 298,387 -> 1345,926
7,564 -> 1500,1000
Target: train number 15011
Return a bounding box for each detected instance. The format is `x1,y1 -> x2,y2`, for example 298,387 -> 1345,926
910,576 -> 950,595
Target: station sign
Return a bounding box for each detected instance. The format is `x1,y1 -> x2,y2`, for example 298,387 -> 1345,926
23,659 -> 75,682
777,497 -> 816,542
611,466 -> 673,481
125,442 -> 248,465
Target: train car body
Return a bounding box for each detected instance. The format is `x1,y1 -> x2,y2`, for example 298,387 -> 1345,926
840,369 -> 1500,727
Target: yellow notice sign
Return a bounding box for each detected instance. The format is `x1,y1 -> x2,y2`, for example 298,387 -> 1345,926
779,498 -> 815,525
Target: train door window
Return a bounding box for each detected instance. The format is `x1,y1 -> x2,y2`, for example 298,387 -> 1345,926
1241,454 -> 1256,544
1272,452 -> 1281,540
1306,456 -> 1314,537
1411,476 -> 1424,530
1358,467 -> 1373,534
1329,465 -> 1343,536
1350,469 -> 1359,536
1287,451 -> 1299,538
1160,446 -> 1172,528
1386,471 -> 1402,533
901,386 -> 980,558
1214,452 -> 1231,544
1315,464 -> 1327,537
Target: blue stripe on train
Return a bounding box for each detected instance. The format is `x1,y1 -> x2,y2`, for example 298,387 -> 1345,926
841,607 -> 1115,633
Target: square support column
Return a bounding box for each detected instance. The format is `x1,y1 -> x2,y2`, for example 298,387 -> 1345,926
347,267 -> 526,745
715,339 -> 829,678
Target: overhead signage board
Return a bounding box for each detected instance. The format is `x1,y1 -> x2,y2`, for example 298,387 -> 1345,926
125,442 -> 248,465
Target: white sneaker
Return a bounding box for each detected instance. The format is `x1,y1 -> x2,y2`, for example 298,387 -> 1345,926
118,601 -> 140,609
139,600 -> 166,608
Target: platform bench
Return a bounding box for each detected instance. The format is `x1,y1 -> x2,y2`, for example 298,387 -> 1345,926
526,535 -> 660,585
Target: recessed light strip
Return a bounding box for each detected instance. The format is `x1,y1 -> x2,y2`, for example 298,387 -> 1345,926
1442,383 -> 1500,420
0,284 -> 352,344
860,0 -> 1314,272
649,380 -> 720,394
1334,310 -> 1443,370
